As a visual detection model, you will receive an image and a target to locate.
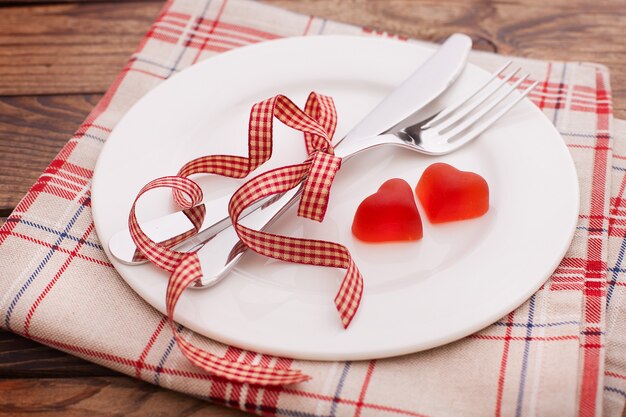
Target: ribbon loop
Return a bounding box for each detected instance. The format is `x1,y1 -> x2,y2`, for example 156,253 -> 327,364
129,176 -> 204,271
303,92 -> 337,154
298,151 -> 342,222
132,203 -> 205,262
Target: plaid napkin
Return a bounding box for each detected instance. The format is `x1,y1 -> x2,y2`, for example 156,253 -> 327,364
0,0 -> 624,415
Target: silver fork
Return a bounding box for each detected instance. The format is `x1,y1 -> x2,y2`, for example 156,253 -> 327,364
324,67 -> 537,165
126,62 -> 538,287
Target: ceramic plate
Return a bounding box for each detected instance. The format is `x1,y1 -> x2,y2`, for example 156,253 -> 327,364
92,36 -> 579,361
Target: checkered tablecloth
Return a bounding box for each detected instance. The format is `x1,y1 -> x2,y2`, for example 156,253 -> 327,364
1,0 -> 625,416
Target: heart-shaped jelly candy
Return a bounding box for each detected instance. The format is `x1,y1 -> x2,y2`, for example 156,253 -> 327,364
352,178 -> 423,243
416,162 -> 489,223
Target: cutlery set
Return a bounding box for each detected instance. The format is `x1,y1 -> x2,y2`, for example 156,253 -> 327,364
108,33 -> 537,288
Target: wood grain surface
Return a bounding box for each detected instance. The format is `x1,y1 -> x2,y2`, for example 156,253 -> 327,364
0,94 -> 100,212
0,2 -> 162,95
0,0 -> 625,416
0,329 -> 116,378
0,378 -> 244,416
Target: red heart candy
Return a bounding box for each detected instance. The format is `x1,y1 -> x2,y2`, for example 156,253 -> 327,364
416,162 -> 489,223
352,178 -> 423,243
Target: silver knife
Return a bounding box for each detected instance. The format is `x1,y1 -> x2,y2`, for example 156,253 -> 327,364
109,34 -> 472,279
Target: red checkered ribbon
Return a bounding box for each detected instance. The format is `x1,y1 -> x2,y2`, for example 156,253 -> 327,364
128,93 -> 363,385
131,204 -> 206,262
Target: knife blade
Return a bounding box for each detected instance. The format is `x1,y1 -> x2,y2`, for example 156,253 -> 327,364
109,34 -> 472,268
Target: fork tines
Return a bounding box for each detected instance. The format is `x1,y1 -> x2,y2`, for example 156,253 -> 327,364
425,61 -> 540,145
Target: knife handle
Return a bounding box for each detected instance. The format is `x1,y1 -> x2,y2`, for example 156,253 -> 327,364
108,191 -> 270,265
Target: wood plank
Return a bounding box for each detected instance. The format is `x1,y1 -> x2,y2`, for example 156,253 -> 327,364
0,330 -> 117,378
0,94 -> 101,212
0,2 -> 162,96
264,0 -> 626,118
0,377 -> 249,416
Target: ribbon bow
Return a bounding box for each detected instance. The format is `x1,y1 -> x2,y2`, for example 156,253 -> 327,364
128,93 -> 363,386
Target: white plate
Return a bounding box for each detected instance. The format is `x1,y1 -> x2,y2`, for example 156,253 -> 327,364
92,36 -> 579,361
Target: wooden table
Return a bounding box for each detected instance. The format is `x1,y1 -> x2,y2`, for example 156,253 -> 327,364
1,1 -> 624,415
